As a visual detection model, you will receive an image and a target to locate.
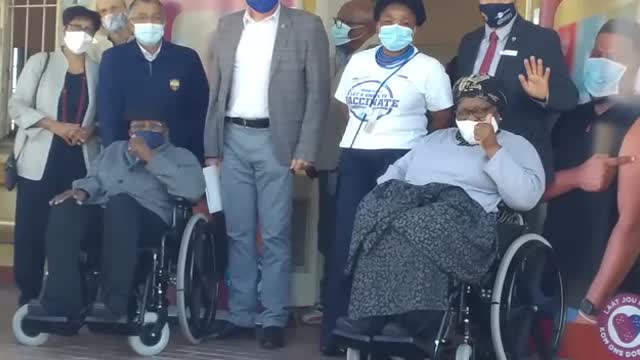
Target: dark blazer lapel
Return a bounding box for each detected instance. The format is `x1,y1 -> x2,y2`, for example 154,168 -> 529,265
495,15 -> 526,81
270,6 -> 293,79
460,28 -> 485,76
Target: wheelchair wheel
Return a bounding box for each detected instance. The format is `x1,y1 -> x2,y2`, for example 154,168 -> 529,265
176,213 -> 219,344
12,305 -> 49,347
455,343 -> 473,360
346,348 -> 364,360
128,313 -> 170,356
490,234 -> 564,360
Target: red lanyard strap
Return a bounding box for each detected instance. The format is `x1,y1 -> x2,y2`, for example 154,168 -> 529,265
61,75 -> 87,124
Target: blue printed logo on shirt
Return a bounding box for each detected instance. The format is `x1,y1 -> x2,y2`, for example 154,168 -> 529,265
346,80 -> 399,122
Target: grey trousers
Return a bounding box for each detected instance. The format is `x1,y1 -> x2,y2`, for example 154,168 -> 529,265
221,124 -> 293,328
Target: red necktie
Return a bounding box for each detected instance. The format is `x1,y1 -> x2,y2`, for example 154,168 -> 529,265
479,31 -> 499,75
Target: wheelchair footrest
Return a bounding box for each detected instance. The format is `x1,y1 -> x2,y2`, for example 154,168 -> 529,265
24,315 -> 82,336
332,329 -> 374,351
85,319 -> 133,336
372,335 -> 433,358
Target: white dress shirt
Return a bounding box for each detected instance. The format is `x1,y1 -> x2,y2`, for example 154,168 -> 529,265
138,41 -> 162,62
473,17 -> 517,76
226,6 -> 280,119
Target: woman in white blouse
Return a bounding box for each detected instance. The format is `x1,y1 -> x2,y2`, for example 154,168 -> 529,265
9,6 -> 101,307
321,0 -> 454,352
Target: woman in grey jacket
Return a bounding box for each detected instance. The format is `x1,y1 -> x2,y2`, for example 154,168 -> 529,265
8,6 -> 102,306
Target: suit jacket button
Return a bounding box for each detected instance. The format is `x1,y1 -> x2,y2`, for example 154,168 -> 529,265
118,179 -> 123,184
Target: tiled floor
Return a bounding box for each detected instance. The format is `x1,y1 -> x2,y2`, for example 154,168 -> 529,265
0,286 -> 336,360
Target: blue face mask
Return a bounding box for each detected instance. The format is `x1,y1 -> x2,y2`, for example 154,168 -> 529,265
134,131 -> 165,149
331,20 -> 365,46
332,23 -> 352,46
583,57 -> 627,99
246,0 -> 279,13
479,3 -> 517,28
378,24 -> 414,52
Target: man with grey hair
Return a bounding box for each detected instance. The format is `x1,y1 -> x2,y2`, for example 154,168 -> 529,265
98,0 -> 209,162
95,0 -> 133,46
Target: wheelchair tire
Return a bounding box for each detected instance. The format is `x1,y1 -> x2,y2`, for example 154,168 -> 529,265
490,234 -> 564,360
12,305 -> 49,347
176,213 -> 219,344
346,348 -> 364,360
128,321 -> 170,356
455,343 -> 473,360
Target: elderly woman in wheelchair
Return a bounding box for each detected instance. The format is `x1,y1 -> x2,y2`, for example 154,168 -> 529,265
335,75 -> 562,359
12,108 -> 213,355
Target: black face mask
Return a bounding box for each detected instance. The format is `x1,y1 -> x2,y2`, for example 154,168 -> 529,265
479,3 -> 517,28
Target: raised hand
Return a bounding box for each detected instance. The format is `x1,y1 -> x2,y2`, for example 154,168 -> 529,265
518,56 -> 551,101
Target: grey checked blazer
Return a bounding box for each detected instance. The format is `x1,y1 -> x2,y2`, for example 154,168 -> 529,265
204,6 -> 330,165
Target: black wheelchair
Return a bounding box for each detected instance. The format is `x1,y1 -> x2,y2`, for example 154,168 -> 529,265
334,207 -> 565,360
12,199 -> 224,356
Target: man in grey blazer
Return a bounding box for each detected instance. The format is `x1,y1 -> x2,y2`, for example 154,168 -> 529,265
204,0 -> 329,349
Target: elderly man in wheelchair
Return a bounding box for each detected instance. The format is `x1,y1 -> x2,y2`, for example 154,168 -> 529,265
12,108 -> 215,356
334,75 -> 565,360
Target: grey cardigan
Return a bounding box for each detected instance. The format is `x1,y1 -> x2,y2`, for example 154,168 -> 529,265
9,50 -> 100,181
73,141 -> 206,224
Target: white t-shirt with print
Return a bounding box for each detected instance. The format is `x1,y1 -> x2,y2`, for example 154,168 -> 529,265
335,46 -> 453,150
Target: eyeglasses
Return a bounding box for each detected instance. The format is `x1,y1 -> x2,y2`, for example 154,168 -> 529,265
455,105 -> 495,121
67,23 -> 95,35
333,18 -> 366,29
130,122 -> 165,132
129,14 -> 163,24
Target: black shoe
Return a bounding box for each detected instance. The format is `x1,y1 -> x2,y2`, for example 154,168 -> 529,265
336,317 -> 385,336
259,326 -> 284,349
87,303 -> 127,324
27,300 -> 79,319
320,344 -> 346,357
210,320 -> 254,340
381,322 -> 411,337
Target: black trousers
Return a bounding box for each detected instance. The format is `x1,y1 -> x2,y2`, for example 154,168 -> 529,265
320,148 -> 408,348
317,170 -> 337,308
41,194 -> 168,316
14,137 -> 85,306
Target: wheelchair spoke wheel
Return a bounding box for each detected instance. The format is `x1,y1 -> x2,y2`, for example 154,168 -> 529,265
177,214 -> 219,344
491,234 -> 564,360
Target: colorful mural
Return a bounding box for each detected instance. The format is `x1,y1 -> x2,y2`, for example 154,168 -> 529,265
554,1 -> 638,103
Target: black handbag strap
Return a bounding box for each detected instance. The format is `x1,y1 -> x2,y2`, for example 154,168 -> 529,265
33,52 -> 51,107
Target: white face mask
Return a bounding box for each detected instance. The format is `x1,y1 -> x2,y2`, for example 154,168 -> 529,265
455,116 -> 499,145
64,31 -> 94,54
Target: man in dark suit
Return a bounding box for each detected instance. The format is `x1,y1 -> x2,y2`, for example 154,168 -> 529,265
455,0 -> 578,232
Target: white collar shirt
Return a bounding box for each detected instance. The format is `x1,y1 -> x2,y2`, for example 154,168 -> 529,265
226,5 -> 281,119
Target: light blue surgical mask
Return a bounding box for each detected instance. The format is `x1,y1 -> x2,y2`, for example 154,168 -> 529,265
378,24 -> 414,52
331,20 -> 364,46
134,23 -> 164,47
103,12 -> 128,33
584,57 -> 627,99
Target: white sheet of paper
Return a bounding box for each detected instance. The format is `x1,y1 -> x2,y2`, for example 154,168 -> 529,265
203,165 -> 223,214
